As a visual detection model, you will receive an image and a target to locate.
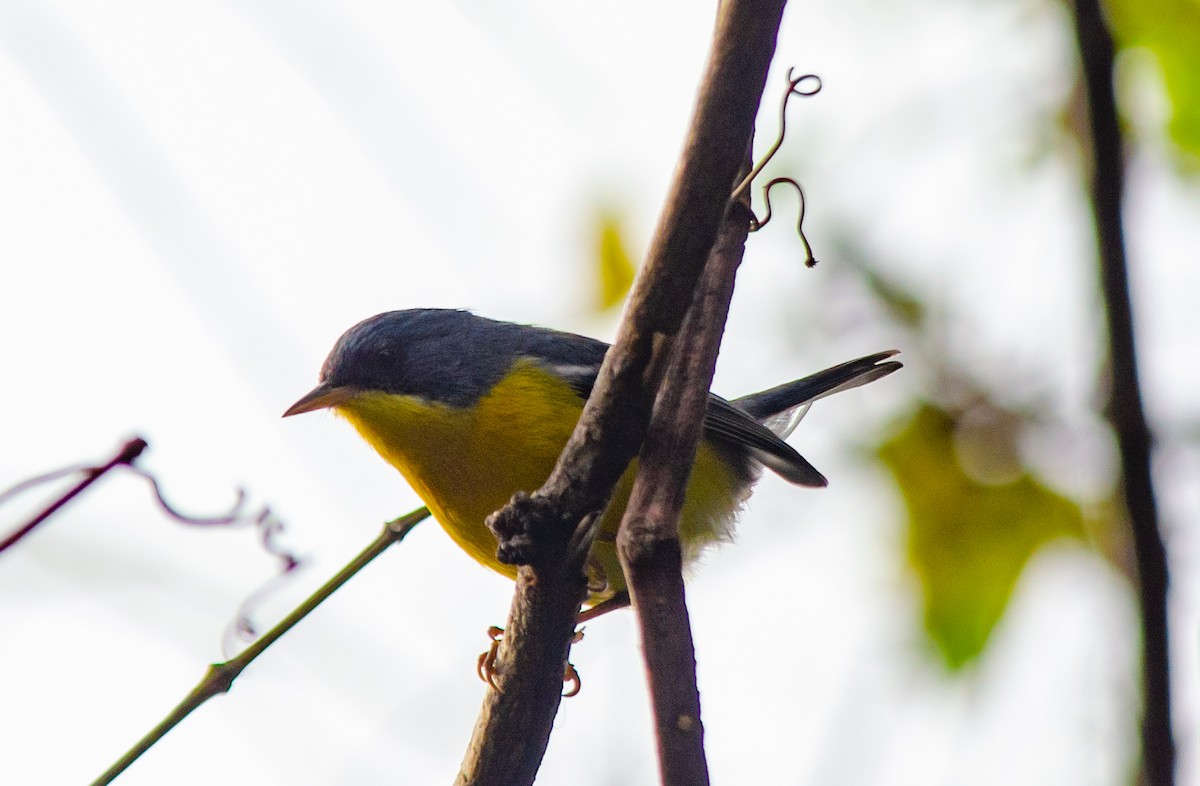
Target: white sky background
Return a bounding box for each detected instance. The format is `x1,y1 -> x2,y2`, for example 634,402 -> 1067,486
0,0 -> 1197,784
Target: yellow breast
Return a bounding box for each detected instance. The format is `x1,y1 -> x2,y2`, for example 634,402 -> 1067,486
337,361 -> 745,603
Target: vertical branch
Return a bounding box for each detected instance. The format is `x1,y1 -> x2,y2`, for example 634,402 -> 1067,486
458,1 -> 788,784
1068,1 -> 1174,784
456,537 -> 590,786
617,187 -> 752,786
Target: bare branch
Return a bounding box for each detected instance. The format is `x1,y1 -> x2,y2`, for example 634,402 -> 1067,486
458,1 -> 788,783
1068,1 -> 1174,783
0,437 -> 146,553
617,179 -> 754,786
90,508 -> 429,786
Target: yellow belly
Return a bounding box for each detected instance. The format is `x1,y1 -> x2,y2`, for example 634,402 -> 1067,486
337,362 -> 744,603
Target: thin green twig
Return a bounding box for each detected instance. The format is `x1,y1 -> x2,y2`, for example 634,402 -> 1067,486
89,507 -> 430,786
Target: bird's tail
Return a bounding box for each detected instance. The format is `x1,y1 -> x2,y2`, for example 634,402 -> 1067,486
734,350 -> 902,438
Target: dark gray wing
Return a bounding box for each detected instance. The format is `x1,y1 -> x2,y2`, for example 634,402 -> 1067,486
545,362 -> 828,487
703,394 -> 828,486
549,350 -> 902,489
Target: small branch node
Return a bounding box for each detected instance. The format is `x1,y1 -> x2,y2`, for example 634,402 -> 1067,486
486,492 -> 571,567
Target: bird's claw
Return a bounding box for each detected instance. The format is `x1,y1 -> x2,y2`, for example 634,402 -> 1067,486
476,625 -> 505,690
562,661 -> 582,698
476,625 -> 587,697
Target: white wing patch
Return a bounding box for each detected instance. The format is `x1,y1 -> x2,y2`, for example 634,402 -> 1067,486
762,401 -> 813,439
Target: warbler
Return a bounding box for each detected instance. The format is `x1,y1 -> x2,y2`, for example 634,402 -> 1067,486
284,309 -> 899,609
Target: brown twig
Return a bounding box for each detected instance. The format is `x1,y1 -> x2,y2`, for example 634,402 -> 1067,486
617,181 -> 754,786
0,437 -> 147,554
1068,1 -> 1174,783
457,1 -> 787,783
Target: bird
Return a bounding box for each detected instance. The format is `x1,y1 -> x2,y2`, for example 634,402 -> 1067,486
284,308 -> 900,616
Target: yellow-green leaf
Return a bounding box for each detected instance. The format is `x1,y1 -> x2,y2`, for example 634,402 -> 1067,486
878,404 -> 1086,670
1107,0 -> 1200,162
593,211 -> 636,312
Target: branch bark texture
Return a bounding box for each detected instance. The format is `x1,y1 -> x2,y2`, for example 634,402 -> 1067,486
616,188 -> 753,786
1068,1 -> 1174,783
457,1 -> 787,783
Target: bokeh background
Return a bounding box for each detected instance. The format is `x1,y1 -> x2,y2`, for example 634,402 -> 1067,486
2,0 -> 1198,783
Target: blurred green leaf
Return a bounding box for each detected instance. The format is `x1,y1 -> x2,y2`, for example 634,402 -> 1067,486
1107,0 -> 1200,161
856,262 -> 926,329
878,404 -> 1086,670
593,211 -> 636,312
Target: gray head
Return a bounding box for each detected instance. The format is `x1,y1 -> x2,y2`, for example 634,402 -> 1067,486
284,309 -> 609,415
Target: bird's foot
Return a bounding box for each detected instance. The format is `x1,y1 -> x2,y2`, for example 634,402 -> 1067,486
476,625 -> 506,691
476,626 -> 586,697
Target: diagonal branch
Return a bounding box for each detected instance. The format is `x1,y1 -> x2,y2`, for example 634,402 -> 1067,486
0,437 -> 147,553
91,508 -> 428,786
457,1 -> 788,783
1068,1 -> 1174,784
